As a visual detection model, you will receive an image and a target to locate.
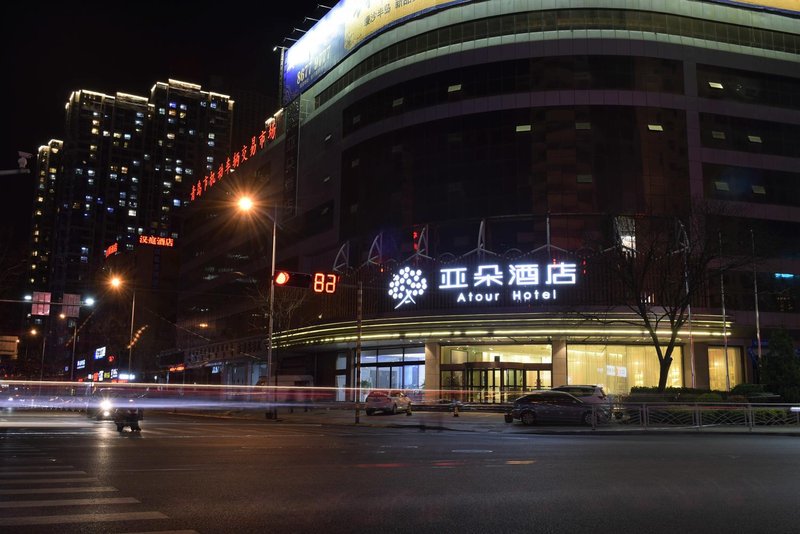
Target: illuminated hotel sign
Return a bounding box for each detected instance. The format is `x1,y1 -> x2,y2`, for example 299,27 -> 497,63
390,261 -> 577,309
139,235 -> 175,247
283,0 -> 469,103
94,346 -> 106,360
189,115 -> 280,203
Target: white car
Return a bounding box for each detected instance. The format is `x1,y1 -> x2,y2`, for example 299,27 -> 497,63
365,390 -> 412,416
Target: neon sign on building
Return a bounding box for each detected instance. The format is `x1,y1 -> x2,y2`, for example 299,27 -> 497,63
189,116 -> 280,203
390,261 -> 577,309
138,235 -> 174,247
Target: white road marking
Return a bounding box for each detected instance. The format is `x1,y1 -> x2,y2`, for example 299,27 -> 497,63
0,477 -> 99,484
451,449 -> 493,453
0,471 -> 85,475
0,511 -> 168,526
0,497 -> 139,508
0,486 -> 118,495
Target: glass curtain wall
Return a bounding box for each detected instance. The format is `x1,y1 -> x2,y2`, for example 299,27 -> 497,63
358,346 -> 425,399
708,347 -> 743,391
567,345 -> 684,395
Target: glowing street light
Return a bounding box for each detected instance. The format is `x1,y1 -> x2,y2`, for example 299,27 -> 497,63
110,276 -> 136,379
238,195 -> 277,418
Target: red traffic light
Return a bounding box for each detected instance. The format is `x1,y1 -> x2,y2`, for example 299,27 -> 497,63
274,271 -> 291,286
272,271 -> 313,288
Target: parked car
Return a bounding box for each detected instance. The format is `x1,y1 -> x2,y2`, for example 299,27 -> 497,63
365,390 -> 412,415
506,390 -> 597,426
552,384 -> 612,417
552,384 -> 608,403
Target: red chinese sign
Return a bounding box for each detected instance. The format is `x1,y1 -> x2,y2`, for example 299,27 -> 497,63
104,242 -> 118,258
190,115 -> 281,203
139,235 -> 175,247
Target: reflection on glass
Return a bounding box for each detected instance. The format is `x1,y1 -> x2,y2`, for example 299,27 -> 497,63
567,345 -> 684,395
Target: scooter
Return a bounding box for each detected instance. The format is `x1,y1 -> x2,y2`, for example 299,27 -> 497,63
113,407 -> 143,432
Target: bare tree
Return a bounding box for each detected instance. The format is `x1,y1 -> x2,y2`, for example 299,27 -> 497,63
596,206 -> 743,392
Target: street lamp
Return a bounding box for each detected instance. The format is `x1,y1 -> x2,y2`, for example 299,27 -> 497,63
238,195 -> 277,418
111,276 -> 136,380
63,298 -> 95,381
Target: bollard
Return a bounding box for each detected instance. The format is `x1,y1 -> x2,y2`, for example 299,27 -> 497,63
453,403 -> 459,417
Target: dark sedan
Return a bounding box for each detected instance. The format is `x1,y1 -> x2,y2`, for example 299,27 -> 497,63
506,390 -> 597,426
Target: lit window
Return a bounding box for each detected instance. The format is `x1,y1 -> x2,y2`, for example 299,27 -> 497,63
158,108 -> 165,115
615,216 -> 636,254
752,185 -> 766,195
392,97 -> 404,107
91,128 -> 99,135
128,209 -> 137,217
747,135 -> 762,143
647,124 -> 664,131
714,181 -> 730,191
447,84 -> 462,93
711,131 -> 726,140
208,141 -> 215,147
167,133 -> 175,139
210,101 -> 217,109
208,133 -> 215,139
708,81 -> 724,89
515,124 -> 532,132
173,199 -> 181,207
169,102 -> 177,109
206,156 -> 214,163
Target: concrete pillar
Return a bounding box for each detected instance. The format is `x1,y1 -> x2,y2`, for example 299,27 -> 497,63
425,343 -> 440,402
552,338 -> 567,387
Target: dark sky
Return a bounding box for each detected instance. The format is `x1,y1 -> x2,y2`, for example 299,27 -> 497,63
0,0 -> 326,243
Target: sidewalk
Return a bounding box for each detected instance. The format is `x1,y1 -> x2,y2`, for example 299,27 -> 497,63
178,406 -> 800,436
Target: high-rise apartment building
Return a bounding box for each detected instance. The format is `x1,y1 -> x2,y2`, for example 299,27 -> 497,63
27,80 -> 233,378
29,139 -> 63,290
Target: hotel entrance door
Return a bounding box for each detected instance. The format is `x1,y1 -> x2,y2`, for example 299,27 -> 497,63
463,367 -> 552,403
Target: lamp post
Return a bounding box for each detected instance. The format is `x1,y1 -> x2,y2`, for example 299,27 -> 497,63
111,276 -> 136,380
238,196 -> 277,419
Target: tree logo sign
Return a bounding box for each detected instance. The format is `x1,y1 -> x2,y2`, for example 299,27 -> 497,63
389,266 -> 428,309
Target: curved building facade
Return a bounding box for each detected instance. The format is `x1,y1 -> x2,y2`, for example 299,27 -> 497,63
176,0 -> 800,400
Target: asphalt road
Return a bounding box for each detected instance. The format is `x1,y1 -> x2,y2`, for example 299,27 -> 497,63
1,412 -> 799,534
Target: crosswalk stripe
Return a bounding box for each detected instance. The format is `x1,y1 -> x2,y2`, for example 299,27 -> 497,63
0,465 -> 74,470
0,511 -> 168,526
0,471 -> 85,475
0,497 -> 139,508
0,477 -> 99,484
0,486 -> 118,495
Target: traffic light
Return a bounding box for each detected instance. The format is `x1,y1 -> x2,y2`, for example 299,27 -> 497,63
273,271 -> 312,288
273,271 -> 339,293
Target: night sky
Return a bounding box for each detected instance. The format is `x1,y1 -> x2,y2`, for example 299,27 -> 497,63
0,0 -> 326,246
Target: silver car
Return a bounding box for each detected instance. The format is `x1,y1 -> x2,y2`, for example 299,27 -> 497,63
365,390 -> 412,416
